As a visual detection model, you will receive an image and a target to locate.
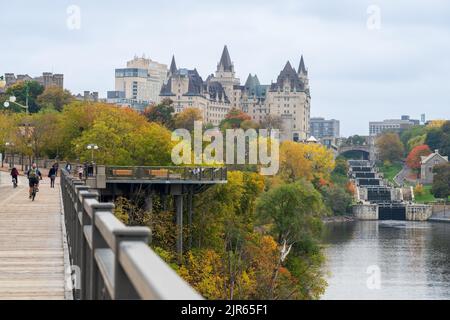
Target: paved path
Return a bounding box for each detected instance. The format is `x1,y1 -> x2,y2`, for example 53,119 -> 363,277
0,172 -> 68,299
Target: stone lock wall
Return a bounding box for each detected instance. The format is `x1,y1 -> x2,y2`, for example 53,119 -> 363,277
405,205 -> 433,221
353,204 -> 378,220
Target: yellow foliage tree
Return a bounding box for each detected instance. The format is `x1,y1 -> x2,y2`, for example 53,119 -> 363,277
173,107 -> 203,131
279,141 -> 335,183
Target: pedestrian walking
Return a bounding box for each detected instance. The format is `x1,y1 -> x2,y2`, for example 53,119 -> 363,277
53,162 -> 59,177
48,165 -> 57,188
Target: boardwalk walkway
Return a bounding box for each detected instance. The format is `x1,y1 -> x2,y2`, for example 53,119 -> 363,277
0,171 -> 69,300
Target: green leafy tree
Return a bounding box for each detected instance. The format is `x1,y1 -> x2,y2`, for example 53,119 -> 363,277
5,81 -> 44,113
400,125 -> 427,152
425,121 -> 450,156
256,180 -> 324,245
431,163 -> 450,199
345,135 -> 366,146
321,185 -> 353,216
36,86 -> 74,112
256,180 -> 325,299
143,98 -> 175,129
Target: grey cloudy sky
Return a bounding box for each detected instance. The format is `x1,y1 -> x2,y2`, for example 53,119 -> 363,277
1,0 -> 449,136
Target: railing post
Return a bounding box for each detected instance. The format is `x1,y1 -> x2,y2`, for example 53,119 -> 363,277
89,202 -> 115,300
77,190 -> 98,300
73,184 -> 89,267
113,227 -> 151,299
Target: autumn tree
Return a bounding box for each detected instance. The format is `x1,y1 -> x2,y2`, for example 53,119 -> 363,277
36,86 -> 74,112
255,179 -> 326,299
173,107 -> 203,131
143,98 -> 175,129
0,112 -> 14,165
73,107 -> 173,165
376,132 -> 404,163
240,119 -> 259,130
406,145 -> 432,173
220,108 -> 251,130
279,141 -> 335,183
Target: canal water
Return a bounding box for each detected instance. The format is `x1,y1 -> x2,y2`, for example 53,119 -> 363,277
321,220 -> 450,300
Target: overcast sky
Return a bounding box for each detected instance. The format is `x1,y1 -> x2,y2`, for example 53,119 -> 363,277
1,0 -> 449,136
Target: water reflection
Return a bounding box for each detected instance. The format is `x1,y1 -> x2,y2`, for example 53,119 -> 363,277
321,221 -> 450,300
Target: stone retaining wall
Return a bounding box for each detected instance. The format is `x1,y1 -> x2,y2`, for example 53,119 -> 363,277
406,205 -> 433,221
353,204 -> 378,220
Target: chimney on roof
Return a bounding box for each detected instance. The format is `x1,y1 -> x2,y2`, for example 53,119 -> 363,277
435,149 -> 439,154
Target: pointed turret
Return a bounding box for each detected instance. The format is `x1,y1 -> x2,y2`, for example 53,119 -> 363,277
298,55 -> 307,75
245,73 -> 254,87
283,61 -> 294,73
218,45 -> 233,72
169,55 -> 177,74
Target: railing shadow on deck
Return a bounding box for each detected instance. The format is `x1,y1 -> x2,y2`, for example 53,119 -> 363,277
60,169 -> 203,300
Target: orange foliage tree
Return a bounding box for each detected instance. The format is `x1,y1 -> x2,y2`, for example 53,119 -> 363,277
406,145 -> 432,170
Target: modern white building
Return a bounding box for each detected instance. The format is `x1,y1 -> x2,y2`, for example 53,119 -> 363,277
110,55 -> 168,105
369,115 -> 420,136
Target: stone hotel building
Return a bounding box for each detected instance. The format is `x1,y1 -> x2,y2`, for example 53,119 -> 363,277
161,46 -> 311,141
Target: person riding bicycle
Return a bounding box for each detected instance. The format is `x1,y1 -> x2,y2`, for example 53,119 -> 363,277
27,163 -> 42,199
10,167 -> 19,187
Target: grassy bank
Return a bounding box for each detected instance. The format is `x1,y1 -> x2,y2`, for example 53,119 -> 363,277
415,185 -> 450,203
379,162 -> 402,184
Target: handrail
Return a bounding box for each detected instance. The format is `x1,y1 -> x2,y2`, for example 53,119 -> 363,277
60,169 -> 202,300
104,165 -> 227,182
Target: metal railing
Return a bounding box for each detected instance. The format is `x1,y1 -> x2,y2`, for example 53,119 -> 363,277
105,166 -> 227,182
60,169 -> 202,300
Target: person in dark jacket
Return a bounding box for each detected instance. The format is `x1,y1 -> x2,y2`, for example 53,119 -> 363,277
48,165 -> 57,188
10,167 -> 19,187
53,162 -> 59,177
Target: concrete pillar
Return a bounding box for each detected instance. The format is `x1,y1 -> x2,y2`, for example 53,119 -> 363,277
175,195 -> 183,261
145,193 -> 153,213
188,189 -> 193,249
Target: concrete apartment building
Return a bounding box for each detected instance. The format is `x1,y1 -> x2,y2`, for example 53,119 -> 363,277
160,46 -> 312,141
310,117 -> 340,139
110,55 -> 168,105
4,72 -> 64,89
369,115 -> 420,136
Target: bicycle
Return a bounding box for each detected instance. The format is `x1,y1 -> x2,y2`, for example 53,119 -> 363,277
12,177 -> 18,188
31,182 -> 38,201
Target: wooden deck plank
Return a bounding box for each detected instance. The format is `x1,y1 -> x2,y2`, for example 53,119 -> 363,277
0,172 -> 67,300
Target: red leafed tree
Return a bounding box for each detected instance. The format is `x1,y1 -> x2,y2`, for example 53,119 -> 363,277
406,145 -> 432,170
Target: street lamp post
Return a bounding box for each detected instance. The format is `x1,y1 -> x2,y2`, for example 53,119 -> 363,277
86,144 -> 99,162
86,144 -> 99,178
3,83 -> 30,114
